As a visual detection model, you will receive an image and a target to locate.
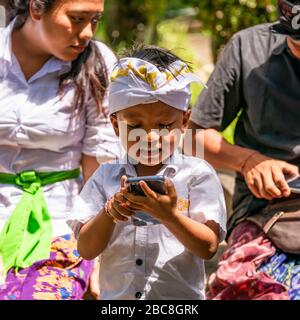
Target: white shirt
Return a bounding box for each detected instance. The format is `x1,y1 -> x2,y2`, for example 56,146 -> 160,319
0,19 -> 121,237
68,152 -> 227,300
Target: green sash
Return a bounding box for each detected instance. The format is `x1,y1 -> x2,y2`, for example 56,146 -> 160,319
0,169 -> 80,274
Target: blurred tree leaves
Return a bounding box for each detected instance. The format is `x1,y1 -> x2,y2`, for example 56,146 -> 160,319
102,0 -> 168,50
99,1 -> 279,144
102,0 -> 147,50
102,0 -> 278,60
196,0 -> 278,61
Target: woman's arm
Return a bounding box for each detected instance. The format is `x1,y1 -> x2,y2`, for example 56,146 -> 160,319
81,155 -> 100,183
187,122 -> 299,200
80,154 -> 102,298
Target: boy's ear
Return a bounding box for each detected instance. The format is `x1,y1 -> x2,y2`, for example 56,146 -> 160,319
29,2 -> 43,21
110,114 -> 120,137
181,110 -> 191,133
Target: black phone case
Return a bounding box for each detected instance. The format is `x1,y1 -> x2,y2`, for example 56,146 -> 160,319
126,176 -> 166,226
126,177 -> 167,196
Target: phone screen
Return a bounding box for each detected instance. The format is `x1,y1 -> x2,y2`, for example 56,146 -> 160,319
126,176 -> 167,196
288,177 -> 300,193
126,176 -> 166,226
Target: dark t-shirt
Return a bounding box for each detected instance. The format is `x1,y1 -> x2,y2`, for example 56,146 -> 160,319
190,22 -> 300,235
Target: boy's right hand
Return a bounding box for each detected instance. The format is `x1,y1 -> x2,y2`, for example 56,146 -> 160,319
106,177 -> 136,222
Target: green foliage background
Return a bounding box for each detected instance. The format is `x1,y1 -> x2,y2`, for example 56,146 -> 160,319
97,1 -> 279,143
100,0 -> 278,61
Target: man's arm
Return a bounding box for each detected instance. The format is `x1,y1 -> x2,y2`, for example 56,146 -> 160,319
81,154 -> 99,183
187,122 -> 254,172
187,121 -> 299,200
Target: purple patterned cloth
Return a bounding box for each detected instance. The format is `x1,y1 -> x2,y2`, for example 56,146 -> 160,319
259,251 -> 300,300
0,234 -> 93,300
207,221 -> 300,300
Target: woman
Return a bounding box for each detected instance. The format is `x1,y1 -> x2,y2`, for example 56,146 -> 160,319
0,0 -> 120,300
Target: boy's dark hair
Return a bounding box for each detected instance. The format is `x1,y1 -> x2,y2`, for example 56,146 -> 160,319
119,43 -> 191,72
8,0 -> 108,113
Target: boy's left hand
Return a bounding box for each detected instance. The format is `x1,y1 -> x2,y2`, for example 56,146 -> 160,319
120,176 -> 179,223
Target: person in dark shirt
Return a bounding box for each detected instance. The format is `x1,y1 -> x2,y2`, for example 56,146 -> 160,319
188,0 -> 300,300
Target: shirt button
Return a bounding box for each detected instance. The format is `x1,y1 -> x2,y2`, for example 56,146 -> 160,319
136,259 -> 143,266
135,292 -> 142,299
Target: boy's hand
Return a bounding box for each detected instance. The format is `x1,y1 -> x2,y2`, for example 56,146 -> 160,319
106,176 -> 136,222
120,175 -> 179,223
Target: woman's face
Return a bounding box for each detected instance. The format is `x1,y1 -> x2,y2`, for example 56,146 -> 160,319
36,0 -> 104,61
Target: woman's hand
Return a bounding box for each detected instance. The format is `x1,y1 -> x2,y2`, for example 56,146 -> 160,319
120,176 -> 179,223
87,258 -> 100,300
241,152 -> 299,200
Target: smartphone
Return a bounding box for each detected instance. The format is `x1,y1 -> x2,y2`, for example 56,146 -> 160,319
288,176 -> 300,194
126,176 -> 167,197
126,176 -> 167,227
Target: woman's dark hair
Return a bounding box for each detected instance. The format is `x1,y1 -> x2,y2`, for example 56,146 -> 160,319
119,43 -> 192,72
8,0 -> 108,113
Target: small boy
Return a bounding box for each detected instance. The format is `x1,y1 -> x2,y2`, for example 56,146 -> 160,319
68,46 -> 226,300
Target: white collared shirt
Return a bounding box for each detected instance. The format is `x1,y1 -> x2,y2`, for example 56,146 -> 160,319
69,152 -> 227,300
0,19 -> 121,237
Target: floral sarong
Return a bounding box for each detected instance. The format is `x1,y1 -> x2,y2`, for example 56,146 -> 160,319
207,221 -> 300,300
0,234 -> 93,300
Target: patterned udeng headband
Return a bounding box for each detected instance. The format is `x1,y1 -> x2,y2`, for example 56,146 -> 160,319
108,57 -> 204,115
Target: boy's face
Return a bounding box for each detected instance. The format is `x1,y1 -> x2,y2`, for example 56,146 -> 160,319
110,101 -> 190,166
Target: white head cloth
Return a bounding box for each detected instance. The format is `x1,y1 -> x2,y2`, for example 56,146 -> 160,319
108,57 -> 205,115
